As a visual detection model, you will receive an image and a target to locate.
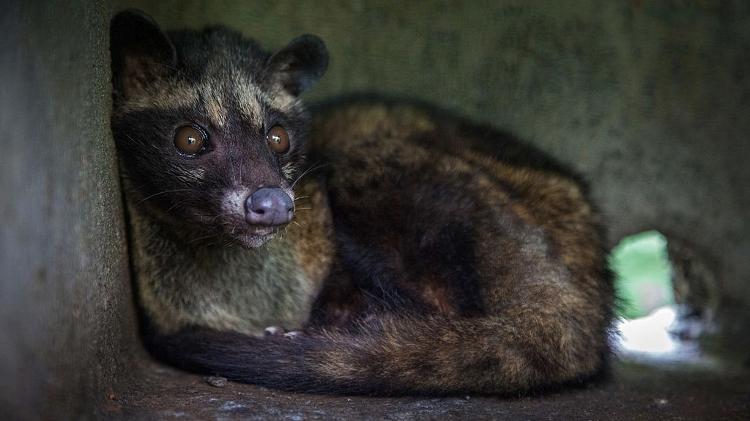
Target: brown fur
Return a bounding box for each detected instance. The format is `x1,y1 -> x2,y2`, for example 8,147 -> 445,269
297,102 -> 612,393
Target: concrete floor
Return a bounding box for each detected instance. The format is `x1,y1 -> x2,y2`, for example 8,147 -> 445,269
103,357 -> 749,420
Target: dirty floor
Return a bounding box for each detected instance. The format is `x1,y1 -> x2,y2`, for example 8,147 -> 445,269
100,355 -> 749,420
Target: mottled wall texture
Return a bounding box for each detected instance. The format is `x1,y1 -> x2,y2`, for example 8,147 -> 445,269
0,1 -> 137,420
117,0 -> 749,345
1,0 -> 748,418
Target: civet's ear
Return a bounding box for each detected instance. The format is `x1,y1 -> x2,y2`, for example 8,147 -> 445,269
110,9 -> 177,98
266,34 -> 329,96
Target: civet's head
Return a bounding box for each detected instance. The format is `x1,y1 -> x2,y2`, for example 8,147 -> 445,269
110,10 -> 328,247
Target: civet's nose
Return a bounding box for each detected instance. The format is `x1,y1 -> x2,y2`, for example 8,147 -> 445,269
245,187 -> 294,226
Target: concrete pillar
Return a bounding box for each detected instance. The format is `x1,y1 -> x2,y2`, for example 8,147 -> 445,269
0,2 -> 136,419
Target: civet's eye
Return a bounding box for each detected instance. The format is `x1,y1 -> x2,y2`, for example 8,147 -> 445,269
266,125 -> 290,154
174,125 -> 207,155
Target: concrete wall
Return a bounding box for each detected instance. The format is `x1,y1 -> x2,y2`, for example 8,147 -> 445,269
0,1 -> 137,419
1,0 -> 748,418
116,0 -> 750,339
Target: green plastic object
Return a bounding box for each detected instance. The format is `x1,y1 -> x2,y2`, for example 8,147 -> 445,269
610,230 -> 674,319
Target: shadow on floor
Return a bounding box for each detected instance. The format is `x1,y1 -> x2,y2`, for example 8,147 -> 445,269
101,356 -> 749,420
